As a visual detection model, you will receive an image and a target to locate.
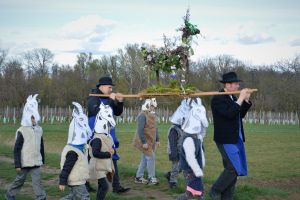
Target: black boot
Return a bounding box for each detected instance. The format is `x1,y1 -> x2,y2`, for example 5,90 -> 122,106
113,186 -> 130,194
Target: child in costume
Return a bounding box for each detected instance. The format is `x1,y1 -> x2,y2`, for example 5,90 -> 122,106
59,102 -> 92,200
5,94 -> 46,200
134,98 -> 160,185
165,98 -> 191,188
88,103 -> 116,200
176,98 -> 209,200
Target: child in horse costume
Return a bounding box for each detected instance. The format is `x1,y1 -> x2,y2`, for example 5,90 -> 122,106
177,98 -> 209,200
165,98 -> 192,188
134,98 -> 160,185
88,103 -> 116,200
5,94 -> 46,200
59,102 -> 92,200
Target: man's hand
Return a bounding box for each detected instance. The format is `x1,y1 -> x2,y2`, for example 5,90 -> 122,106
16,168 -> 21,172
237,88 -> 250,105
59,185 -> 65,191
109,93 -> 116,100
244,90 -> 251,102
115,93 -> 124,102
142,143 -> 149,150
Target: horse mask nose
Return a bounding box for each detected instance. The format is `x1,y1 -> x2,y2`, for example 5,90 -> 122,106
94,103 -> 116,134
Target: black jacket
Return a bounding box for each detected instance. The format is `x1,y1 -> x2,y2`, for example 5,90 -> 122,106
211,89 -> 252,144
87,88 -> 124,117
59,151 -> 78,185
90,138 -> 111,159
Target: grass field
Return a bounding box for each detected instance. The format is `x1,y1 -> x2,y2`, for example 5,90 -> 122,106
0,123 -> 299,200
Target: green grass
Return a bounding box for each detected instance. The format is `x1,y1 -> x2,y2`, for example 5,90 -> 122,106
234,184 -> 289,200
0,123 -> 299,199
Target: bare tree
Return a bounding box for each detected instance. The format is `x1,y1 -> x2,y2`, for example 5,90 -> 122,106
274,55 -> 300,124
118,44 -> 145,94
0,59 -> 26,107
0,48 -> 8,74
74,52 -> 92,80
24,48 -> 54,76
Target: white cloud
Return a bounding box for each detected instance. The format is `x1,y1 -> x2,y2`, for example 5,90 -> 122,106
236,23 -> 276,45
289,38 -> 300,47
237,34 -> 275,45
192,39 -> 298,65
1,10 -> 299,66
202,22 -> 276,46
59,15 -> 116,40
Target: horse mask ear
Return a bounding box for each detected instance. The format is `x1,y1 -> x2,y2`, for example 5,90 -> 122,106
195,97 -> 202,105
72,102 -> 84,118
99,102 -> 105,110
151,98 -> 157,108
27,95 -> 33,102
33,94 -> 39,100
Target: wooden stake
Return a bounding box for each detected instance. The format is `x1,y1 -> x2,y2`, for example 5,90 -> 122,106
89,89 -> 258,98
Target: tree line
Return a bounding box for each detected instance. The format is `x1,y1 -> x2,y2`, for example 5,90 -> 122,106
0,45 -> 299,118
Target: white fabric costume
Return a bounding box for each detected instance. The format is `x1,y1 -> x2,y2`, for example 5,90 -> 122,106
170,98 -> 192,126
94,103 -> 116,135
67,102 -> 92,145
21,94 -> 40,127
142,98 -> 157,112
181,98 -> 209,176
93,102 -> 116,146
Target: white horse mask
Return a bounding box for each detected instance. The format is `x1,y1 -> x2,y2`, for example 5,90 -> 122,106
170,98 -> 192,126
67,102 -> 92,145
141,98 -> 157,112
182,98 -> 209,137
94,103 -> 116,135
21,94 -> 40,126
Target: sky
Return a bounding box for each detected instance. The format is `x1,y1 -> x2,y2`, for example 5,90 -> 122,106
0,0 -> 299,66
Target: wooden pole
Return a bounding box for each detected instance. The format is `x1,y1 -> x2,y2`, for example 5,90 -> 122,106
89,89 -> 258,98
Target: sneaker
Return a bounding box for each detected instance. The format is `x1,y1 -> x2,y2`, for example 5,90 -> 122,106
113,186 -> 130,193
148,177 -> 159,185
134,177 -> 148,184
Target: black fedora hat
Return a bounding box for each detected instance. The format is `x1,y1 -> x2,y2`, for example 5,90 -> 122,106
96,76 -> 115,87
219,72 -> 242,83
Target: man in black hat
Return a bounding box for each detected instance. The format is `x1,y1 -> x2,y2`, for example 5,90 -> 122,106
87,76 -> 130,194
209,72 -> 252,200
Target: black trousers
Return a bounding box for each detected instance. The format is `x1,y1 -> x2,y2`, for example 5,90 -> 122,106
96,177 -> 108,200
112,159 -> 120,190
211,143 -> 237,200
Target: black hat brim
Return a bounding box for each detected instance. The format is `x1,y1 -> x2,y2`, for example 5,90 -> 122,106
219,79 -> 242,83
96,83 -> 115,87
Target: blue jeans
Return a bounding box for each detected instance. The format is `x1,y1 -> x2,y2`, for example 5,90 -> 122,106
136,151 -> 156,178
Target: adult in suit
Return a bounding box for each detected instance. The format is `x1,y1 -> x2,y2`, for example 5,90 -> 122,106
87,76 -> 130,194
209,72 -> 252,200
